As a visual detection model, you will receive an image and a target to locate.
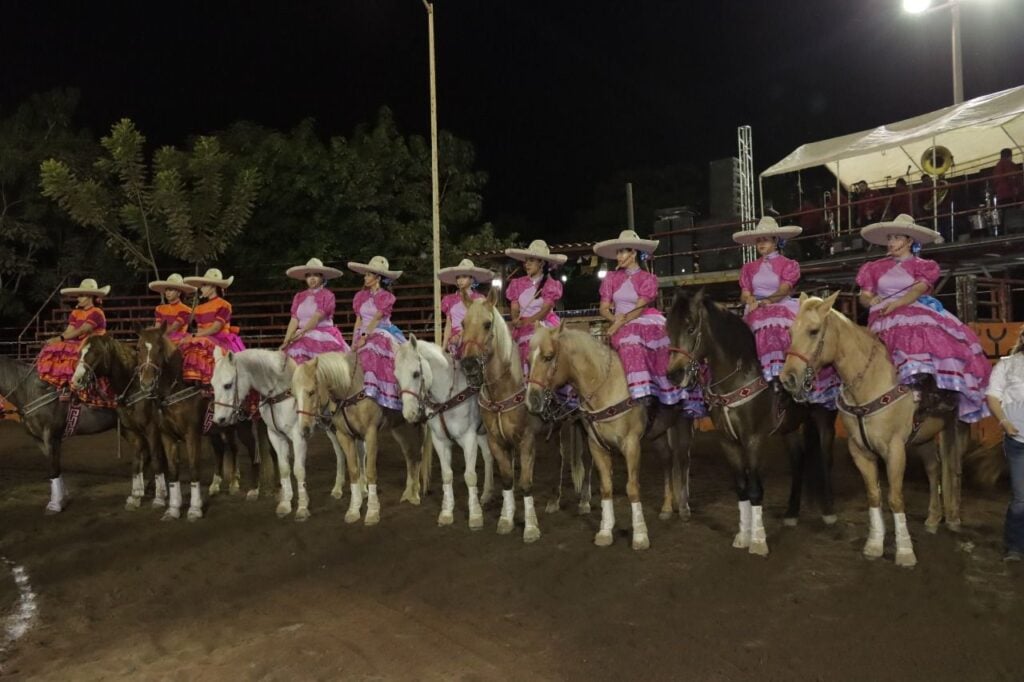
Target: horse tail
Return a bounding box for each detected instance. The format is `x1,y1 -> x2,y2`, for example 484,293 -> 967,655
419,423 -> 434,495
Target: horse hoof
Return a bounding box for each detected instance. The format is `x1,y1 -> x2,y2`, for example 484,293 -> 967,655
125,496 -> 142,511
863,541 -> 884,559
658,509 -> 673,521
895,549 -> 918,568
162,508 -> 181,521
577,501 -> 592,516
468,514 -> 484,531
245,489 -> 260,502
678,507 -> 691,522
523,526 -> 541,543
496,518 -> 514,535
364,511 -> 380,526
594,530 -> 614,547
946,520 -> 962,533
632,533 -> 650,551
295,508 -> 311,522
924,522 -> 940,535
437,511 -> 454,526
480,491 -> 494,506
152,496 -> 167,509
229,482 -> 241,495
331,487 -> 344,500
344,509 -> 361,524
821,514 -> 838,526
544,500 -> 560,514
732,533 -> 751,549
187,507 -> 204,522
749,541 -> 770,557
44,504 -> 62,515
783,517 -> 798,527
276,502 -> 292,518
400,493 -> 421,506
208,483 -> 221,497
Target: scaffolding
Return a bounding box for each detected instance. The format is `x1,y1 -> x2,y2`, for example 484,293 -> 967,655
737,125 -> 756,263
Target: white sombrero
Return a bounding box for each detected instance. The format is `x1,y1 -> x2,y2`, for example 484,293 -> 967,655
61,278 -> 111,297
592,229 -> 660,260
183,268 -> 235,289
437,258 -> 494,285
148,273 -> 197,295
731,216 -> 803,246
347,255 -> 403,280
285,257 -> 343,281
504,239 -> 568,266
861,213 -> 944,246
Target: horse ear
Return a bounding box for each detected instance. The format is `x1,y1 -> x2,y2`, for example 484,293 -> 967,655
486,286 -> 499,308
410,333 -> 418,348
226,351 -> 235,364
693,287 -> 705,305
798,292 -> 809,304
822,290 -> 840,312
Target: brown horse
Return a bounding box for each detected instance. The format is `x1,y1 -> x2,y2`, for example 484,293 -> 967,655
292,351 -> 428,525
665,289 -> 837,557
459,292 -> 593,545
70,334 -> 168,510
525,325 -> 693,550
780,292 -> 968,567
136,327 -> 264,521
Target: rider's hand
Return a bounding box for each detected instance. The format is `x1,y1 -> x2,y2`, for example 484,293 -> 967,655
1002,419 -> 1021,437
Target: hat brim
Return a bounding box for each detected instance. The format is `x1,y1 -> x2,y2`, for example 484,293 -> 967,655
438,266 -> 494,285
285,264 -> 344,281
861,222 -> 943,246
148,281 -> 197,295
183,275 -> 235,289
593,238 -> 660,260
60,285 -> 111,297
731,226 -> 802,246
347,262 -> 403,280
504,249 -> 568,266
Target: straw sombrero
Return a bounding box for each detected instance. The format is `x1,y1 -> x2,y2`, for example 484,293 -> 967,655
861,214 -> 944,246
731,216 -> 803,246
593,229 -> 660,260
504,239 -> 568,266
183,268 -> 235,289
347,255 -> 403,280
60,278 -> 111,297
285,257 -> 343,281
148,273 -> 197,295
437,258 -> 494,285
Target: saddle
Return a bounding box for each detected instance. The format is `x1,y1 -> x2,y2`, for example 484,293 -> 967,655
909,374 -> 959,420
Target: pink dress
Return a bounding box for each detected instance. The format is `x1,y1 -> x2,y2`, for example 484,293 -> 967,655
601,268 -> 704,416
506,274 -> 562,375
856,256 -> 991,422
741,252 -> 840,406
442,291 -> 484,357
286,287 -> 350,364
180,297 -> 246,384
352,288 -> 404,411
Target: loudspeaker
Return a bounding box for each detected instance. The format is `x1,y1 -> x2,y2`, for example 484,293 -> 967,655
653,208 -> 695,278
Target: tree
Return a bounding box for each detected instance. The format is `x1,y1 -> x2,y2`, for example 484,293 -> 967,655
40,118 -> 260,279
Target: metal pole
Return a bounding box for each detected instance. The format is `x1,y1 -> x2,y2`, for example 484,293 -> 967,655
423,0 -> 442,345
625,183 -> 635,230
951,0 -> 963,104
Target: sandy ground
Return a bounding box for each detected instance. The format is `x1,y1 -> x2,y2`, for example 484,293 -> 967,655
0,420 -> 1022,681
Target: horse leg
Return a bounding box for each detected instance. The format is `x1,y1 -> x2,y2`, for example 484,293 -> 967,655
546,424 -> 569,514
234,421 -> 259,497
325,428 -> 346,499
747,438 -> 769,557
783,429 -> 804,527
517,428 -> 540,543
720,439 -> 751,549
918,441 -> 943,533
162,435 -> 182,521
574,422 -> 593,515
673,419 -> 693,521
814,408 -> 838,525
847,438 -> 885,559
394,425 -> 422,506
941,420 -> 966,532
148,420 -> 168,508
338,428 -> 364,524
478,435 -> 495,507
489,429 -> 518,536
622,433 -> 649,550
186,427 -> 205,521
208,433 -> 226,496
459,428 -> 484,530
654,434 -> 676,521
262,427 -> 294,516
124,428 -> 146,511
884,440 -> 916,567
363,425 -> 383,525
43,429 -> 68,514
589,438 -> 616,547
433,429 -> 456,526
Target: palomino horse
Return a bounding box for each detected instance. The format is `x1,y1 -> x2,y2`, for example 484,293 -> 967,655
211,348 -> 350,520
0,355 -> 118,513
780,292 -> 968,567
292,351 -> 429,525
395,336 -> 495,529
525,325 -> 694,550
665,289 -> 837,557
135,327 -> 264,521
70,335 -> 168,510
459,293 -> 590,544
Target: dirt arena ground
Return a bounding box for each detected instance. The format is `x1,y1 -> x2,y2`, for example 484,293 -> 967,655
1,421 -> 1022,681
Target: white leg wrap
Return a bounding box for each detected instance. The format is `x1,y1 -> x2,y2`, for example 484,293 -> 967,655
749,505 -> 768,555
600,499 -> 616,532
523,496 -> 540,542
863,506 -> 886,558
345,482 -> 363,523
46,476 -> 66,513
497,489 -> 516,535
733,500 -> 752,548
893,512 -> 916,566
631,501 -> 649,550
169,482 -> 182,510
188,482 -> 204,519
154,473 -> 167,498
442,483 -> 455,513
467,485 -> 483,529
131,473 -> 145,498
364,483 -> 380,525
209,473 -> 222,495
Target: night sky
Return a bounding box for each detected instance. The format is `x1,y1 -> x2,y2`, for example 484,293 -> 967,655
4,0 -> 1024,228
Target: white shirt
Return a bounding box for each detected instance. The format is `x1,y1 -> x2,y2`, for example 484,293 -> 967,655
987,353 -> 1024,442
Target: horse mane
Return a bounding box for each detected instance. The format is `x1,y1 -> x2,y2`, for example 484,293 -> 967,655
558,327 -> 616,367
315,352 -> 356,395
488,305 -> 520,379
670,288 -> 757,360
413,338 -> 448,369
236,349 -> 292,386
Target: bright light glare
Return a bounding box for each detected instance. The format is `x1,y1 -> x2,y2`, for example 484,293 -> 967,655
560,274 -> 568,283
491,278 -> 502,289
597,267 -> 608,280
903,0 -> 933,13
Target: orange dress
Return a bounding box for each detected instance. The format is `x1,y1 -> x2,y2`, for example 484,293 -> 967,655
155,301 -> 192,344
178,297 -> 245,383
36,307 -> 116,406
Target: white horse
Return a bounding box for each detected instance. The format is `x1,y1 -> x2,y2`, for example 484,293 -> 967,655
394,336 -> 495,529
211,349 -> 351,520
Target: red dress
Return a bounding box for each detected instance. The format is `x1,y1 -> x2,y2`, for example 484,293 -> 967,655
36,307 -> 116,407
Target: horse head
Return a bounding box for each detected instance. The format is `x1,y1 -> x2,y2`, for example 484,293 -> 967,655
291,357 -> 325,438
780,292 -> 840,401
211,349 -> 246,426
459,289 -> 500,388
70,336 -> 104,391
665,288 -> 707,388
136,325 -> 172,394
395,335 -> 433,424
525,324 -> 567,415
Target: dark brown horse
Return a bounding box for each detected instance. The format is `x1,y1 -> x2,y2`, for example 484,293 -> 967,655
70,334 -> 168,510
136,327 -> 264,521
0,355 -> 117,513
665,289 -> 837,557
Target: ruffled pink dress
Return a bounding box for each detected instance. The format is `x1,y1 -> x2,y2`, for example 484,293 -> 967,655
286,287 -> 350,364
352,288 -> 405,410
506,274 -> 562,375
442,291 -> 484,357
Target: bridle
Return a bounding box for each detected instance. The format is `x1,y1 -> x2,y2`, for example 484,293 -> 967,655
783,313 -> 831,402
667,306 -> 705,388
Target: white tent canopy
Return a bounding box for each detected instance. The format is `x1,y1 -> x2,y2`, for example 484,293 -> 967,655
761,85 -> 1024,189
